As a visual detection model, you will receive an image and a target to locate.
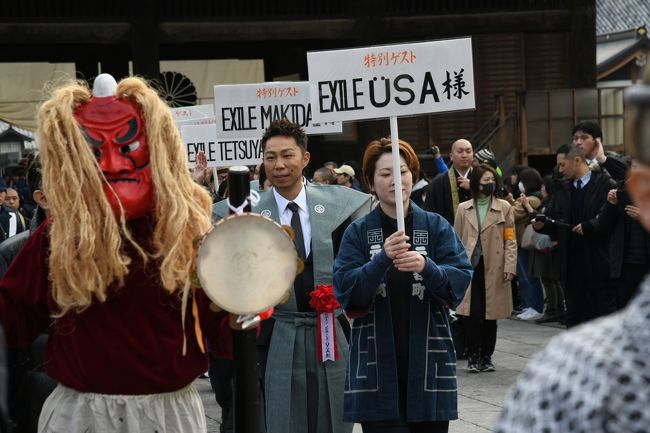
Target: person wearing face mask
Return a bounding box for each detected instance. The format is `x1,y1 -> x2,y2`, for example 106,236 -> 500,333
454,164 -> 517,373
506,168 -> 545,321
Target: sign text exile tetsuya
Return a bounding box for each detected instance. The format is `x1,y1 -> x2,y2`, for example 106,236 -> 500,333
181,124 -> 262,168
213,81 -> 342,138
307,38 -> 475,122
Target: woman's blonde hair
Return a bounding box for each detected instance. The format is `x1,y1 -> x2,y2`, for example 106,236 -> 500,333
38,76 -> 212,315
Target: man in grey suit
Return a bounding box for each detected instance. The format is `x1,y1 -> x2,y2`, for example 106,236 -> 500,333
214,119 -> 371,433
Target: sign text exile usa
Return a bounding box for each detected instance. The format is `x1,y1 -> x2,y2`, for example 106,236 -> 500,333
317,69 -> 470,113
307,38 -> 475,123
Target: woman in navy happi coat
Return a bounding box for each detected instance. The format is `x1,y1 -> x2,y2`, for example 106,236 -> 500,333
333,138 -> 472,433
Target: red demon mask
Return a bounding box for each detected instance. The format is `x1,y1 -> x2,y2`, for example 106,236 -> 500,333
75,75 -> 153,220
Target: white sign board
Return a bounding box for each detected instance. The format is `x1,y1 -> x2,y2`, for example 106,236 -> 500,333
171,104 -> 215,126
213,81 -> 342,138
307,38 -> 475,122
181,124 -> 262,168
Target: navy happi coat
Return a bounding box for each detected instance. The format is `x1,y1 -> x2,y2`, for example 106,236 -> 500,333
333,203 -> 472,422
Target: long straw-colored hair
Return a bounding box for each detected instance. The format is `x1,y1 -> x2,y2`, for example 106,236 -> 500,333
38,76 -> 213,315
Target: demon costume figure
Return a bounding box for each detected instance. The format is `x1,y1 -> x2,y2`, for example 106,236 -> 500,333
0,74 -> 225,433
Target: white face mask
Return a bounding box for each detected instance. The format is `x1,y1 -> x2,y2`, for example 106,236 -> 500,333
518,181 -> 526,194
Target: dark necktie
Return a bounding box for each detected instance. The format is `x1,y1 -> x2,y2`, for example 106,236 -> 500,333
576,179 -> 583,190
287,202 -> 306,259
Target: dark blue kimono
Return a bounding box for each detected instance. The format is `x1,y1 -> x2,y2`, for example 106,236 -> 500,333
333,203 -> 472,422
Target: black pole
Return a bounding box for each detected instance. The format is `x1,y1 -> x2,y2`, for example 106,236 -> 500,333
227,166 -> 260,433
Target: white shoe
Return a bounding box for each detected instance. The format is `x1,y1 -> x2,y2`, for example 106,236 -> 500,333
516,308 -> 533,319
521,309 -> 543,321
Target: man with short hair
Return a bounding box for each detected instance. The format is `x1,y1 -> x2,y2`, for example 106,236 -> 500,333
213,119 -> 371,433
3,188 -> 18,213
312,166 -> 336,185
4,187 -> 29,229
533,144 -> 615,327
572,120 -> 628,181
0,192 -> 27,241
423,139 -> 473,224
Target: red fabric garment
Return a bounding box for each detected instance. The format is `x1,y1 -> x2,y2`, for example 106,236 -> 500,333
0,217 -> 229,394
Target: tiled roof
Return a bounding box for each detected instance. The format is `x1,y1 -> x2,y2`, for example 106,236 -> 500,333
597,0 -> 650,35
0,120 -> 38,149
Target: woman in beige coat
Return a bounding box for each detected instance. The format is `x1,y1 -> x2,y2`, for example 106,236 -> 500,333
454,164 -> 517,373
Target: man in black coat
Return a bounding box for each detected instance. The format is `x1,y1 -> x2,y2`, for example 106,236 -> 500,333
0,203 -> 27,243
423,138 -> 473,224
597,186 -> 650,309
533,144 -> 616,327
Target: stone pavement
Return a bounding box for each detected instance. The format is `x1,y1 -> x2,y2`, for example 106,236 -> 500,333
196,318 -> 564,433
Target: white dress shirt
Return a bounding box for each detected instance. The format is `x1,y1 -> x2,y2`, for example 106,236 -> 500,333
273,181 -> 312,257
573,170 -> 592,189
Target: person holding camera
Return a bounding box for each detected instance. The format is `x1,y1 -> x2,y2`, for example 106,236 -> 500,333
596,179 -> 650,310
507,168 -> 545,321
531,144 -> 616,328
532,175 -> 566,324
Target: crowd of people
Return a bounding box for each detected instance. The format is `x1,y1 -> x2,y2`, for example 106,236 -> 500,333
194,114 -> 647,433
0,163 -> 37,243
0,71 -> 649,433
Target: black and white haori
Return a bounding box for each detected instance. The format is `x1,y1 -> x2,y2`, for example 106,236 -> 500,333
496,275 -> 650,433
